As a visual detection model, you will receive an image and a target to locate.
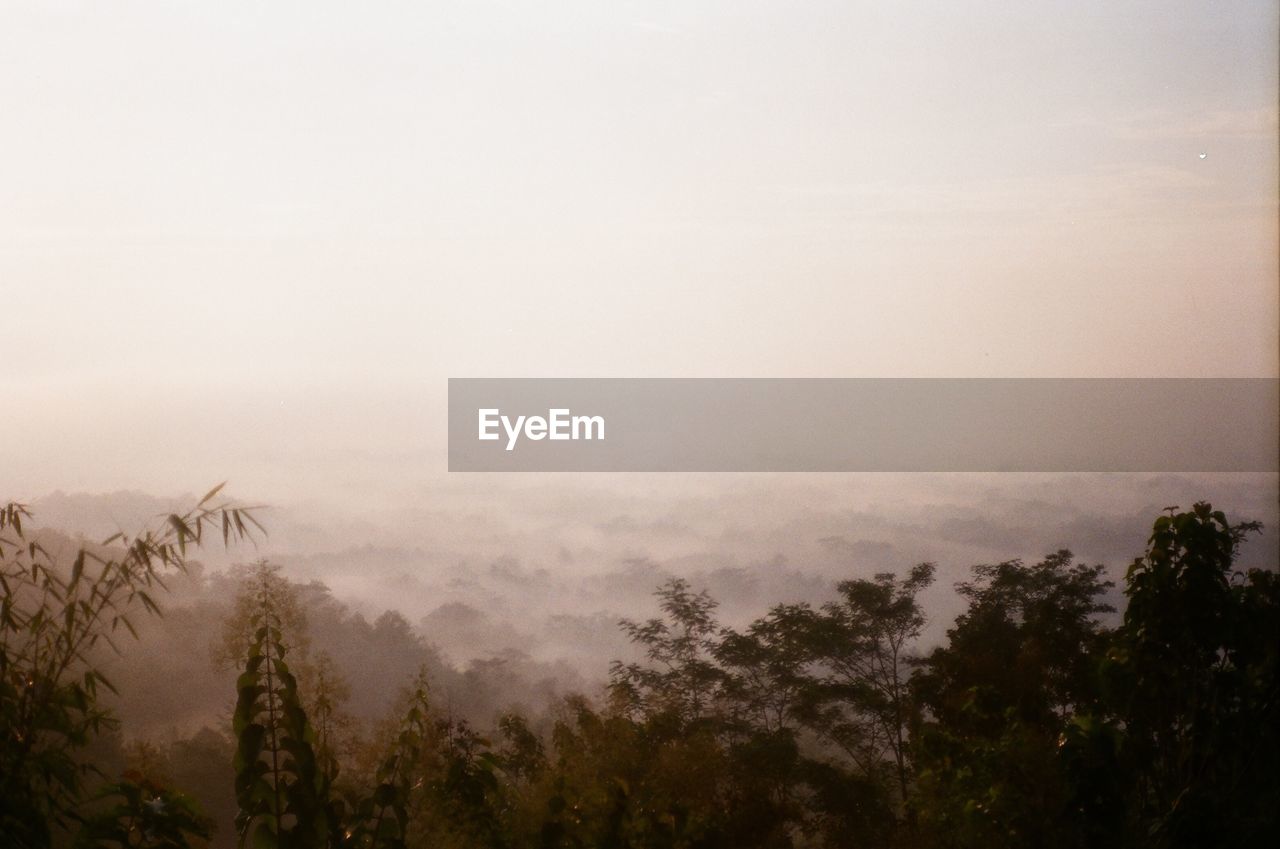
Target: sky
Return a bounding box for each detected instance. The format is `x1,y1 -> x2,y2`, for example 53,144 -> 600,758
1,1 -> 1277,501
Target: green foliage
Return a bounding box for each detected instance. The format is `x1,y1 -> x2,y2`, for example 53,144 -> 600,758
911,551 -> 1113,848
232,564 -> 332,849
9,489 -> 1274,849
216,561 -> 310,673
611,579 -> 725,726
1061,503 -> 1279,848
535,694 -> 734,849
716,602 -> 817,736
800,563 -> 936,801
411,717 -> 506,849
916,551 -> 1114,735
0,486 -> 260,849
343,672 -> 433,849
592,567 -> 940,847
74,771 -> 213,849
307,653 -> 354,792
495,712 -> 546,782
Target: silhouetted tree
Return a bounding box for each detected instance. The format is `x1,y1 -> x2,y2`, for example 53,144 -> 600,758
800,563 -> 936,803
610,579 -> 724,727
911,551 -> 1113,848
1062,503 -> 1279,849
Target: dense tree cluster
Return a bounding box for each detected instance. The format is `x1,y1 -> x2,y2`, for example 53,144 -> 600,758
2,496 -> 1276,848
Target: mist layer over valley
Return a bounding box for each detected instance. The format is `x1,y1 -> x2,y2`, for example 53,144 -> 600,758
21,473 -> 1277,741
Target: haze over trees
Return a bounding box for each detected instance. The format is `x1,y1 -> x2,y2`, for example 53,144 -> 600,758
2,491 -> 1276,848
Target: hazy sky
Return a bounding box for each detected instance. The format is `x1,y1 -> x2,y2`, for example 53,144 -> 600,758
2,1 -> 1277,499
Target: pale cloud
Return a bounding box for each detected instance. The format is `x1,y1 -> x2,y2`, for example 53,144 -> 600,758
1109,106 -> 1279,141
763,164 -> 1234,226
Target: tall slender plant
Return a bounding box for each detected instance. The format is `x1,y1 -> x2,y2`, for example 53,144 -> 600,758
343,671 -> 433,849
232,566 -> 331,849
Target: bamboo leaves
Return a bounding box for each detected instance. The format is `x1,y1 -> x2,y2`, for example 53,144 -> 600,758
1,489 -> 262,848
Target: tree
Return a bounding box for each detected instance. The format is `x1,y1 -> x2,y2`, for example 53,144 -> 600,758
911,551 -> 1113,848
534,693 -> 735,849
713,603 -> 817,841
74,771 -> 213,849
0,487 -> 261,848
306,652 -> 356,792
716,603 -> 818,737
215,560 -> 309,674
343,671 -> 433,849
1062,503 -> 1279,848
800,563 -> 936,803
916,552 -> 1113,734
231,564 -> 333,849
610,578 -> 725,727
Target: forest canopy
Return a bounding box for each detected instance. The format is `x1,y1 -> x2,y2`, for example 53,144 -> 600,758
1,494 -> 1276,849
